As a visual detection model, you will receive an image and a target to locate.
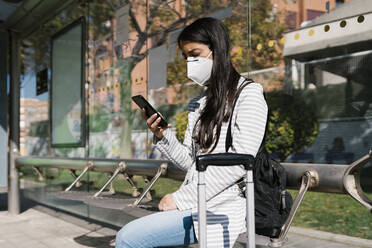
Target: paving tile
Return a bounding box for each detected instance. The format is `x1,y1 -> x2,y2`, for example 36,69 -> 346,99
0,241 -> 17,248
39,237 -> 81,248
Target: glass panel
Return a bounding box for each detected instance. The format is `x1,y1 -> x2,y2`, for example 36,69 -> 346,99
16,0 -> 372,238
302,52 -> 372,165
250,0 -> 371,164
84,0 -> 249,224
87,0 -> 245,160
249,0 -> 313,162
254,0 -> 372,240
19,1 -> 88,217
51,18 -> 85,147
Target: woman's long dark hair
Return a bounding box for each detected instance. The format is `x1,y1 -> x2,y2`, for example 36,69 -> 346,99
178,17 -> 241,153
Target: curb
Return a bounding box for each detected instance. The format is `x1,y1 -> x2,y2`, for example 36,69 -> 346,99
289,226 -> 372,248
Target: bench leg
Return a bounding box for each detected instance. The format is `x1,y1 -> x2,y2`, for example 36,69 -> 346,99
270,170 -> 319,247
32,166 -> 45,181
93,162 -> 126,197
132,163 -> 167,206
122,174 -> 140,197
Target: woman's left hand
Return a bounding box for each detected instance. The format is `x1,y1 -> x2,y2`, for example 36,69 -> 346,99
158,194 -> 178,211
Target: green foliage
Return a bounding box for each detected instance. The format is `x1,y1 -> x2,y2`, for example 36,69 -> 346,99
175,111 -> 188,142
166,48 -> 188,86
164,0 -> 288,81
290,190 -> 372,240
93,143 -> 108,158
89,106 -> 111,132
249,0 -> 288,70
265,91 -> 319,161
265,110 -> 294,160
223,0 -> 288,72
172,90 -> 319,161
56,148 -> 74,157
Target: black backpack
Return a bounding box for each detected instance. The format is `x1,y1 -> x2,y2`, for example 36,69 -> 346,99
225,80 -> 293,238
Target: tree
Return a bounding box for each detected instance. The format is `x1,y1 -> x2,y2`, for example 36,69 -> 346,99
249,0 -> 287,70
20,0 -> 289,158
114,0 -> 231,157
119,0 -> 289,157
174,89 -> 319,162
265,90 -> 319,161
220,0 -> 288,72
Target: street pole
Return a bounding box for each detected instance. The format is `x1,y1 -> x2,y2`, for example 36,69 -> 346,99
8,31 -> 21,214
0,31 -> 8,190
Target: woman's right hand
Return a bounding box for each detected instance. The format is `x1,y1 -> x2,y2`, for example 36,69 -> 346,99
141,109 -> 170,140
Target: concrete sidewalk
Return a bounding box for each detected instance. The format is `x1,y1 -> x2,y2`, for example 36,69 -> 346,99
1,204 -> 372,248
0,207 -> 117,248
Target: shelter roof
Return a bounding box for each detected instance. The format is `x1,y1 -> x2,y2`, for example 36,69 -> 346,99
283,0 -> 372,61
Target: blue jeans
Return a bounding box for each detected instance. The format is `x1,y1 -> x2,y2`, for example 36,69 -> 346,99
115,209 -> 197,248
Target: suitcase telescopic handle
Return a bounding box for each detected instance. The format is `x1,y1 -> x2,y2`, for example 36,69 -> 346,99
196,152 -> 256,248
195,153 -> 255,171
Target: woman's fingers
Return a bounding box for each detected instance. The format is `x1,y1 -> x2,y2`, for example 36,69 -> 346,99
150,117 -> 161,130
146,113 -> 158,127
142,111 -> 168,139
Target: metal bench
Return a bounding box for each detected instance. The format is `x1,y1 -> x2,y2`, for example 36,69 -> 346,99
15,150 -> 372,247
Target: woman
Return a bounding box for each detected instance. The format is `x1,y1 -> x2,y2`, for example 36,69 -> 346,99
116,17 -> 267,248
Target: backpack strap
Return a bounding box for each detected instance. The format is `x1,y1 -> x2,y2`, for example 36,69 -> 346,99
225,79 -> 252,152
225,79 -> 268,154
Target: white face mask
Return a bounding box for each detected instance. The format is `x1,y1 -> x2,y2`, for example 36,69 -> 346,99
187,51 -> 213,86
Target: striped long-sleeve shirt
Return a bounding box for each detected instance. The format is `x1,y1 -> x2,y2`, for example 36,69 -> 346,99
155,77 -> 268,248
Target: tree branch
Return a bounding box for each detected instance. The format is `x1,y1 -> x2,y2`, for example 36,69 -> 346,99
129,0 -> 211,65
165,1 -> 182,20
128,3 -> 144,36
145,0 -> 165,33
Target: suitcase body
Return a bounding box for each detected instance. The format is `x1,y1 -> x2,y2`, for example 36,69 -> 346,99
196,153 -> 256,248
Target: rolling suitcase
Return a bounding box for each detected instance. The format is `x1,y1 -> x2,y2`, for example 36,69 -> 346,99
196,153 -> 256,248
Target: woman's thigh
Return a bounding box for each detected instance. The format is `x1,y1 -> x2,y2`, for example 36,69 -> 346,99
115,209 -> 196,248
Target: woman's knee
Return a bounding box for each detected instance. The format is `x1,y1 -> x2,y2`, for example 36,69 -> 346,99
115,224 -> 136,248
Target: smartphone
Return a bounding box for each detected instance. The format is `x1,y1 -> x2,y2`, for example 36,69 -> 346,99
131,95 -> 168,128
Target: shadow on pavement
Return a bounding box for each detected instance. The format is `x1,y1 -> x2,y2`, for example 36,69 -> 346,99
0,189 -> 37,212
74,234 -> 116,248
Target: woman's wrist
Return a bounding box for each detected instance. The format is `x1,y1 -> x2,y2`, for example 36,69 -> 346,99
155,130 -> 166,140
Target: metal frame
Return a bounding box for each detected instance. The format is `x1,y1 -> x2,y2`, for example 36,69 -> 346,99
0,30 -> 8,189
132,163 -> 168,206
68,170 -> 82,187
195,153 -> 256,248
270,170 -> 319,247
50,16 -> 86,148
245,169 -> 255,248
198,170 -> 207,248
14,150 -> 372,242
343,150 -> 372,212
65,161 -> 94,191
8,31 -> 21,214
32,166 -> 45,181
123,173 -> 141,197
93,161 -> 127,198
